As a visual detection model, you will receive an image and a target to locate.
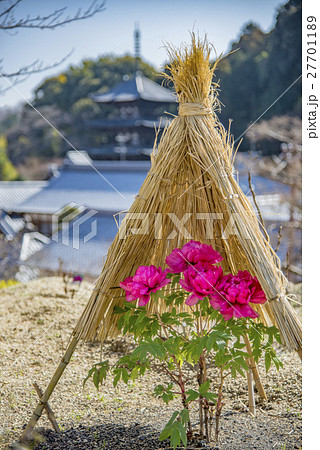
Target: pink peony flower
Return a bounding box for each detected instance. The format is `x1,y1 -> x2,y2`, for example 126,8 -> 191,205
166,240 -> 223,273
179,262 -> 224,306
120,265 -> 170,306
72,275 -> 83,283
209,270 -> 267,320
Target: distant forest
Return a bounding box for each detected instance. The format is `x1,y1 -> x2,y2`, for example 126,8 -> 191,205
0,0 -> 301,180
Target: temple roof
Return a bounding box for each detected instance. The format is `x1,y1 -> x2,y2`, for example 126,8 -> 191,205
0,181 -> 48,212
88,117 -> 171,129
13,159 -> 150,215
91,73 -> 176,104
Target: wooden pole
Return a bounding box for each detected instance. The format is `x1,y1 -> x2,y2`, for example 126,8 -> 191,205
33,382 -> 60,433
246,369 -> 256,416
20,335 -> 79,442
243,333 -> 267,401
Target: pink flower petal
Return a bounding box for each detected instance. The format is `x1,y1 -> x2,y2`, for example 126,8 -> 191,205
138,295 -> 150,307
185,293 -> 201,306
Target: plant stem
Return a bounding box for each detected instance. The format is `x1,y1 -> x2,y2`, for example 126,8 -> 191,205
198,305 -> 203,336
195,304 -> 201,335
204,399 -> 210,443
154,303 -> 169,340
201,355 -> 210,443
177,360 -> 193,437
246,367 -> 256,416
215,366 -> 225,442
197,353 -> 207,440
243,333 -> 267,401
160,364 -> 180,386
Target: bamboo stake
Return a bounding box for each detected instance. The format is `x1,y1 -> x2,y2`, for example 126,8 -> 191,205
20,336 -> 79,442
33,382 -> 60,433
243,333 -> 267,401
246,369 -> 256,416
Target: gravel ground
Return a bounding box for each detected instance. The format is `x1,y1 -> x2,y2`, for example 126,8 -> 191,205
0,277 -> 302,449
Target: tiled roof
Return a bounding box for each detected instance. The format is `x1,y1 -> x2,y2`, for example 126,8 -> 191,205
91,73 -> 176,103
14,161 -> 150,214
0,181 -> 47,212
0,211 -> 25,239
21,214 -> 118,277
88,117 -> 171,129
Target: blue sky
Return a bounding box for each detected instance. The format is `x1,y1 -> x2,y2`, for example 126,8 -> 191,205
1,0 -> 284,108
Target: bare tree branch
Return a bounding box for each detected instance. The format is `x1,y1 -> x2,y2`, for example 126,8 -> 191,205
0,0 -> 106,30
0,0 -> 20,20
247,171 -> 267,236
275,225 -> 282,253
1,50 -> 73,79
0,0 -> 106,91
0,50 -> 74,94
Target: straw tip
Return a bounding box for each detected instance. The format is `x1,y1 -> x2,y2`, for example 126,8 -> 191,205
162,32 -> 222,106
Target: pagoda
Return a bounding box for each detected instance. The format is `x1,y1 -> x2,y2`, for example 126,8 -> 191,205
87,26 -> 177,160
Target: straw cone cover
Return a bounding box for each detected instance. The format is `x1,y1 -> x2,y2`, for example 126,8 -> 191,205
74,35 -> 301,354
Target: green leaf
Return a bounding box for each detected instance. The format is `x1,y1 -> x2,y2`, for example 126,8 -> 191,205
174,295 -> 185,306
274,333 -> 282,345
199,380 -> 210,395
113,369 -> 121,387
150,320 -> 160,336
171,427 -> 181,449
177,312 -> 191,319
163,337 -> 182,355
121,367 -> 129,383
84,360 -> 110,390
177,421 -> 187,447
140,365 -> 147,376
123,309 -> 132,323
233,341 -> 247,349
234,364 -> 245,377
203,392 -> 217,402
215,350 -> 232,367
167,411 -> 179,426
113,305 -> 126,315
265,352 -> 271,372
83,367 -> 96,387
154,384 -> 165,395
172,275 -> 181,285
136,310 -> 147,324
233,355 -> 249,372
117,314 -> 125,330
272,355 -> 283,371
179,409 -> 190,426
185,389 -> 199,403
98,365 -> 108,385
149,341 -> 167,359
159,424 -> 173,441
93,370 -> 99,390
159,411 -> 187,449
130,366 -> 139,381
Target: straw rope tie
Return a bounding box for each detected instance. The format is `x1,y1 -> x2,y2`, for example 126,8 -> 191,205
224,193 -> 239,200
269,292 -> 286,302
179,102 -> 212,116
